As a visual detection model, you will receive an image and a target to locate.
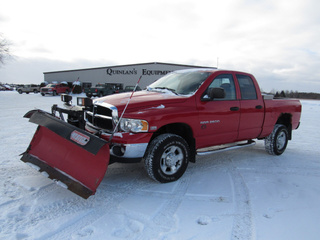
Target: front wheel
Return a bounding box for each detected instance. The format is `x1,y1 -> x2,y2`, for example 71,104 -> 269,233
144,134 -> 190,183
265,124 -> 289,155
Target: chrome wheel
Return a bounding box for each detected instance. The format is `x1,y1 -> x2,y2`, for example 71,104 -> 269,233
160,145 -> 184,175
265,124 -> 289,155
144,134 -> 190,183
276,131 -> 287,150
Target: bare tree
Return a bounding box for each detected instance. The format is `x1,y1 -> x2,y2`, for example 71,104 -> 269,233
0,34 -> 11,65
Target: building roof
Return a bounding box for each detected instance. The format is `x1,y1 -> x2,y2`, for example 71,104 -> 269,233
43,62 -> 214,74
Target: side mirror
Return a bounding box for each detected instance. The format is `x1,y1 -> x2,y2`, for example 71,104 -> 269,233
204,87 -> 225,100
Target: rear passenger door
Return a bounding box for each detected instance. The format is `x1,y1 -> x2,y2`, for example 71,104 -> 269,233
236,74 -> 264,140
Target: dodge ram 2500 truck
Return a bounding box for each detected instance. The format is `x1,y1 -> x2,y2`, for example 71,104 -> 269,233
21,69 -> 301,198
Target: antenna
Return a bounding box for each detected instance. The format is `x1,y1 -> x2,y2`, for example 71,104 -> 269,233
108,75 -> 142,142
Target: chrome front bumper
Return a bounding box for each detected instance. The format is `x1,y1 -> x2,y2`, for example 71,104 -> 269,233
110,142 -> 148,159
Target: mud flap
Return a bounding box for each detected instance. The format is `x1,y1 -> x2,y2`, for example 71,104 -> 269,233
21,110 -> 110,199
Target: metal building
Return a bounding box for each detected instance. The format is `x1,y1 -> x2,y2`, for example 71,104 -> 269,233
43,62 -> 213,89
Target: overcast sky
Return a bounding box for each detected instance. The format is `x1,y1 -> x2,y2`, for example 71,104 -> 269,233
1,0 -> 320,93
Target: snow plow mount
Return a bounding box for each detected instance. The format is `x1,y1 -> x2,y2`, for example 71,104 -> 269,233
50,94 -> 93,130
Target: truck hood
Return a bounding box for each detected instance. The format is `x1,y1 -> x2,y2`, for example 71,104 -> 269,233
93,90 -> 189,113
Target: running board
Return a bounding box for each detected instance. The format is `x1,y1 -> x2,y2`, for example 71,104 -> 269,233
197,140 -> 256,156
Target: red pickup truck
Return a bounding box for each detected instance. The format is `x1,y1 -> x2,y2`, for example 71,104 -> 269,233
21,69 -> 301,198
40,83 -> 70,96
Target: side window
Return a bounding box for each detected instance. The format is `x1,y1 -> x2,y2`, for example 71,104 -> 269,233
203,74 -> 236,100
237,74 -> 257,100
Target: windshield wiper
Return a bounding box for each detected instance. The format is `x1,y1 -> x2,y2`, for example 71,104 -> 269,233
154,87 -> 178,95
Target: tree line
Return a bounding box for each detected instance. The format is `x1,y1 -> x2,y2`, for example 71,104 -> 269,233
273,90 -> 320,100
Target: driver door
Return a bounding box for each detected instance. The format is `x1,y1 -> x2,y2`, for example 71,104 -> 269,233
196,74 -> 240,149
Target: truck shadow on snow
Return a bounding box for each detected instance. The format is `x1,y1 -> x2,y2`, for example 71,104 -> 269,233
97,139 -> 307,196
98,141 -> 275,192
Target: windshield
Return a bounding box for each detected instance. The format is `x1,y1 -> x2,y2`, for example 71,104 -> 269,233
46,84 -> 56,87
147,70 -> 211,95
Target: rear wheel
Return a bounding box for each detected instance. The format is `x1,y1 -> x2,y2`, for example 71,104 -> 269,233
144,134 -> 190,183
265,124 -> 289,155
53,90 -> 57,96
18,89 -> 22,94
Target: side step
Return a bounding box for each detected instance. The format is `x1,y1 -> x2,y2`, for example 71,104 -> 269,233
197,140 -> 256,156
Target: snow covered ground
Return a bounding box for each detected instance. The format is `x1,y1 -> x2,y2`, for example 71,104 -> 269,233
0,91 -> 319,240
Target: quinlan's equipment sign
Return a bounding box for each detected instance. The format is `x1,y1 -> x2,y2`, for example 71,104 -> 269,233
106,68 -> 172,76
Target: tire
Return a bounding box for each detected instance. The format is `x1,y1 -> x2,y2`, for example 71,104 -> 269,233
98,92 -> 103,97
33,89 -> 38,93
265,124 -> 289,155
53,91 -> 57,96
18,89 -> 22,94
41,93 -> 45,96
144,134 -> 190,183
86,93 -> 92,98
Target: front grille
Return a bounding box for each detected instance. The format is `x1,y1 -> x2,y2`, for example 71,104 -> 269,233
86,113 -> 113,130
85,103 -> 117,132
96,105 -> 112,116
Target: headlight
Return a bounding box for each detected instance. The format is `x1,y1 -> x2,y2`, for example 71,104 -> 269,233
119,118 -> 148,133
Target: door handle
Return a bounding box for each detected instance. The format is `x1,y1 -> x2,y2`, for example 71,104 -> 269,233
230,107 -> 240,111
256,105 -> 263,109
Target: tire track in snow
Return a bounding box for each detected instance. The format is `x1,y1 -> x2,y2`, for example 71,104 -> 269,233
0,164 -> 146,240
0,164 -> 65,239
193,152 -> 255,240
44,166 -> 149,240
236,166 -> 320,178
99,176 -> 193,240
150,174 -> 192,234
116,167 -> 194,240
229,159 -> 254,240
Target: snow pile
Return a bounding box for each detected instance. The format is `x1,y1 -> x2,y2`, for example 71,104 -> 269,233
150,104 -> 165,109
73,80 -> 81,86
0,91 -> 319,240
